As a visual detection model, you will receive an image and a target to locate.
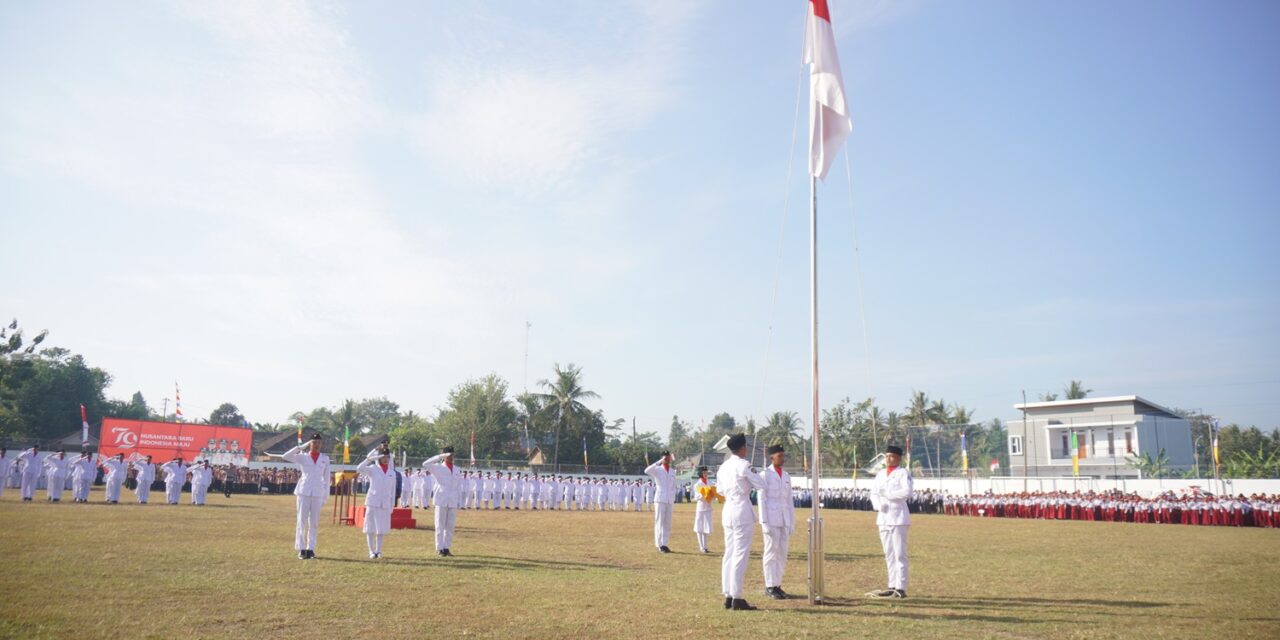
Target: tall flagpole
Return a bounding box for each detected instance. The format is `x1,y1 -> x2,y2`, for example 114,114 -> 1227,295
808,173 -> 824,604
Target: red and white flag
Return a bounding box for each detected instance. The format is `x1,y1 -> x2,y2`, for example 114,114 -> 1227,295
989,459 -> 1000,473
174,381 -> 184,421
804,0 -> 852,180
80,404 -> 89,445
469,431 -> 476,467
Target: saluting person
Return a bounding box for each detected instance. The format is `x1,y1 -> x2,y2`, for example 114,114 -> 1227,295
357,443 -> 396,559
758,444 -> 795,600
422,447 -> 463,556
280,433 -> 330,560
644,451 -> 678,553
188,460 -> 213,505
718,433 -> 767,611
70,451 -> 96,503
17,445 -> 41,501
868,444 -> 912,599
99,453 -> 128,504
160,457 -> 187,505
132,455 -> 155,504
42,450 -> 70,502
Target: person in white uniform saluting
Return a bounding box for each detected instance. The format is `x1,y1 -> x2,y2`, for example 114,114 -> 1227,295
692,466 -> 721,554
279,433 -> 330,560
42,449 -> 70,502
99,453 -> 128,504
159,457 -> 187,505
868,444 -> 912,599
17,445 -> 42,501
188,460 -> 213,505
758,444 -> 796,600
132,455 -> 155,504
357,443 -> 396,559
718,433 -> 767,611
422,446 -> 463,557
70,451 -> 96,503
644,451 -> 678,553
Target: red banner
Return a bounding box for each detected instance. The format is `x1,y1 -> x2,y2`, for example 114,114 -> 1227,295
99,418 -> 253,465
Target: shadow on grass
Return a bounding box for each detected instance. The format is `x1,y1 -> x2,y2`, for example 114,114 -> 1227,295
902,595 -> 1175,609
790,606 -> 1086,625
318,553 -> 626,572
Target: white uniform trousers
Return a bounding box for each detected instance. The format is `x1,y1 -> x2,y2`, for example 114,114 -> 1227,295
295,495 -> 326,551
721,522 -> 754,598
106,479 -> 124,502
878,525 -> 909,591
20,473 -> 38,500
191,483 -> 207,505
165,481 -> 182,504
653,502 -> 674,547
762,525 -> 790,588
434,505 -> 457,551
135,480 -> 151,503
46,475 -> 66,501
73,477 -> 91,501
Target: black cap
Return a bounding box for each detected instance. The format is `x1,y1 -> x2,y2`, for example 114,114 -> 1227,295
660,450 -> 671,458
766,444 -> 784,455
886,444 -> 904,456
310,433 -> 322,441
727,433 -> 747,451
697,466 -> 708,474
442,446 -> 455,454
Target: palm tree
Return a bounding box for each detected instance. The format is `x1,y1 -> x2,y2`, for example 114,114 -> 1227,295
535,363 -> 599,470
760,411 -> 803,448
326,399 -> 360,459
1127,448 -> 1170,478
1065,380 -> 1092,400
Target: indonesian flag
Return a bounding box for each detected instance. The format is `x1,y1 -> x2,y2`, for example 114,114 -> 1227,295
80,404 -> 89,445
989,459 -> 1000,473
804,0 -> 852,180
469,431 -> 476,467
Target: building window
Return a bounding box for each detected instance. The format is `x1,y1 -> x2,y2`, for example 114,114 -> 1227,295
1009,435 -> 1023,456
1061,434 -> 1070,457
1107,430 -> 1115,456
1125,431 -> 1133,455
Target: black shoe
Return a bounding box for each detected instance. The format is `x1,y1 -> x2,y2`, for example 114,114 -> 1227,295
442,549 -> 452,557
723,596 -> 733,610
766,587 -> 786,600
659,546 -> 671,553
299,551 -> 307,560
438,550 -> 446,556
775,587 -> 792,599
306,550 -> 315,559
893,589 -> 907,599
731,598 -> 757,611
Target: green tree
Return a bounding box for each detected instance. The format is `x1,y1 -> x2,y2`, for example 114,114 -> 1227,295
387,412 -> 436,458
1128,448 -> 1170,478
759,411 -> 803,448
709,412 -> 736,432
1065,380 -> 1092,400
208,402 -> 245,427
434,374 -> 519,460
535,363 -> 598,466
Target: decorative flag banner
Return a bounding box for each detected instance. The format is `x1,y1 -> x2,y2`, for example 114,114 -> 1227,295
80,404 -> 89,445
582,436 -> 589,471
293,412 -> 305,445
851,444 -> 858,479
174,382 -> 183,421
1211,418 -> 1220,473
1070,431 -> 1080,476
804,0 -> 852,180
342,424 -> 350,464
960,432 -> 969,473
469,431 -> 477,467
904,433 -> 912,471
989,459 -> 1000,473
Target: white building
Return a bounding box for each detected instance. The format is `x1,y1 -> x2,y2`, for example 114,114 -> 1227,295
1006,396 -> 1193,478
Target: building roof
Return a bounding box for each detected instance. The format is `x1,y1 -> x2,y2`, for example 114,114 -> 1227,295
1013,395 -> 1183,419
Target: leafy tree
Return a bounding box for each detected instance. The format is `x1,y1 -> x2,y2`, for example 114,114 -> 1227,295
105,391 -> 152,421
709,412 -> 736,432
1127,448 -> 1170,478
208,402 -> 245,427
759,411 -> 803,448
387,413 -> 436,458
1065,380 -> 1091,400
434,374 -> 519,460
1039,392 -> 1060,402
534,363 -> 598,466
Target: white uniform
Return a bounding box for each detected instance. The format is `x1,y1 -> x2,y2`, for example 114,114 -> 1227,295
188,464 -> 212,504
758,465 -> 795,590
0,453 -> 13,497
280,444 -> 331,554
357,453 -> 396,556
132,460 -> 155,503
17,449 -> 41,500
644,460 -> 678,549
422,454 -> 463,552
160,461 -> 187,504
100,458 -> 127,502
718,453 -> 766,600
70,456 -> 96,502
693,477 -> 716,553
42,455 -> 70,501
869,466 -> 913,592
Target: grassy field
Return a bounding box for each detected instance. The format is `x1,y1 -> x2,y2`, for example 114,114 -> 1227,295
1,489 -> 1277,639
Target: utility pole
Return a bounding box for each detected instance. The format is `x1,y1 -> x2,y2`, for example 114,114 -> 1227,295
1021,390 -> 1029,492
523,320 -> 532,394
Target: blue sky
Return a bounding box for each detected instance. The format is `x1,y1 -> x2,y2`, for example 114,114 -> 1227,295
2,0 -> 1277,433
